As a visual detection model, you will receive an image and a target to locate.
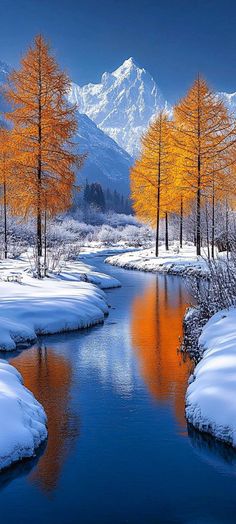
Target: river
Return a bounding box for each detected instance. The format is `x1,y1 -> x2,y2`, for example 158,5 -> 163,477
1,255 -> 236,524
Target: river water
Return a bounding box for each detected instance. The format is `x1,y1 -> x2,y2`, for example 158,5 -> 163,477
1,255 -> 236,524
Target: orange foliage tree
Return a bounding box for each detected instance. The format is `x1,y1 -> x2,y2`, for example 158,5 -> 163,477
173,75 -> 236,256
3,35 -> 83,275
130,111 -> 176,256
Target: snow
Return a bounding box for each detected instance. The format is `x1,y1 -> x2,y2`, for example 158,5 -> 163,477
0,360 -> 47,471
0,256 -> 120,352
186,307 -> 236,446
68,57 -> 166,157
105,244 -> 209,277
75,112 -> 132,195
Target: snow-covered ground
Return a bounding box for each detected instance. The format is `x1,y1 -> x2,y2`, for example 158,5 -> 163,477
186,307 -> 236,446
0,360 -> 47,471
105,244 -> 209,277
0,255 -> 120,352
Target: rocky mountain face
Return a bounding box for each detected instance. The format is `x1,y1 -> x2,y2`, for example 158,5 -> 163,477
68,57 -> 167,157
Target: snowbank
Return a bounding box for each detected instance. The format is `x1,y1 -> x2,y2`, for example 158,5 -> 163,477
0,257 -> 120,351
105,245 -> 209,277
58,258 -> 121,289
0,360 -> 47,471
186,307 -> 236,446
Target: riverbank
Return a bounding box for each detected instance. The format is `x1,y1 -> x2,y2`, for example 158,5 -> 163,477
186,307 -> 236,446
0,255 -> 120,352
105,244 -> 209,277
0,360 -> 47,471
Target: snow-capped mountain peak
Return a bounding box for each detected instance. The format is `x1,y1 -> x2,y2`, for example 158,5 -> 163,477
112,57 -> 140,78
68,58 -> 166,157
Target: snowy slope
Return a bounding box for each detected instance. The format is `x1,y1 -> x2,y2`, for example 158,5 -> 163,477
75,112 -> 132,195
0,61 -> 132,195
68,57 -> 167,157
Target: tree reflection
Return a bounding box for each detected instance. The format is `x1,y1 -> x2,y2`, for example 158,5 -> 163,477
131,276 -> 193,427
10,345 -> 79,494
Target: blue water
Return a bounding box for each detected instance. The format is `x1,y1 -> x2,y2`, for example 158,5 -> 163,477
1,255 -> 236,524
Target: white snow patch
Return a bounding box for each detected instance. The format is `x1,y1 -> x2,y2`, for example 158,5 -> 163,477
105,244 -> 209,277
186,307 -> 236,446
0,257 -> 120,351
0,360 -> 47,471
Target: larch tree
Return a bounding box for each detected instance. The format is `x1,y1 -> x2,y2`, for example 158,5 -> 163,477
173,75 -> 236,256
0,126 -> 14,258
3,34 -> 83,276
130,111 -> 175,257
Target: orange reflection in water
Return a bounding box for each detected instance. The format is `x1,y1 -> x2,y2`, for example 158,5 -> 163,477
10,346 -> 79,493
131,277 -> 193,427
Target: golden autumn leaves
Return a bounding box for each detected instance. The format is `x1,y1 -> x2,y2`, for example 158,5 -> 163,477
0,35 -> 83,274
131,76 -> 236,257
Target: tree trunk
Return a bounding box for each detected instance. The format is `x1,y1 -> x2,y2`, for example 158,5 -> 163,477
155,181 -> 160,257
180,196 -> 183,249
226,199 -> 229,260
196,76 -> 201,257
155,122 -> 162,258
165,211 -> 169,251
211,174 -> 215,259
3,179 -> 7,259
44,210 -> 47,277
196,185 -> 201,256
205,201 -> 210,260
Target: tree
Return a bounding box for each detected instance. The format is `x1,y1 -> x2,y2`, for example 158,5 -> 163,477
173,75 -> 236,256
0,126 -> 14,258
4,35 -> 83,275
130,111 -> 175,256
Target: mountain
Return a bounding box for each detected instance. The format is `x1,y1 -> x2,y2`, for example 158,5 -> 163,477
0,61 -> 132,195
68,57 -> 167,157
75,112 -> 132,195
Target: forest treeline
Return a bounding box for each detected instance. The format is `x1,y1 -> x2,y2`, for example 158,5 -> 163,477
83,182 -> 132,214
131,77 -> 236,257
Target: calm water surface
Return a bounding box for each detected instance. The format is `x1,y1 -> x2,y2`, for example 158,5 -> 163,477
1,255 -> 236,524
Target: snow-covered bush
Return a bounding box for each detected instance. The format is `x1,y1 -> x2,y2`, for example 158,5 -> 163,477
96,225 -> 122,244
184,255 -> 236,356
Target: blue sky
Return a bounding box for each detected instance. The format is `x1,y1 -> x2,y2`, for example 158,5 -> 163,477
0,0 -> 236,102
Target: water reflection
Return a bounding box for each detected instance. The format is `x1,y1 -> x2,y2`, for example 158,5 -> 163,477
9,345 -> 79,494
131,276 -> 193,427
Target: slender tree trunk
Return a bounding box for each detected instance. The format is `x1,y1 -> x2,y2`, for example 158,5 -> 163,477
196,76 -> 201,257
211,174 -> 215,259
155,175 -> 160,257
165,211 -> 169,251
44,209 -> 47,277
180,195 -> 183,249
226,198 -> 229,260
155,119 -> 162,258
3,179 -> 7,259
205,201 -> 210,260
196,185 -> 201,256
